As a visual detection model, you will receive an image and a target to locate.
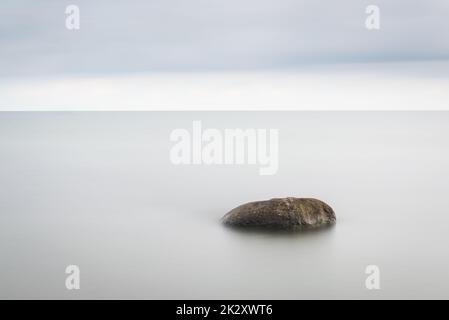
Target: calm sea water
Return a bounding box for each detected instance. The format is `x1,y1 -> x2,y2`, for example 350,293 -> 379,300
1,112 -> 449,299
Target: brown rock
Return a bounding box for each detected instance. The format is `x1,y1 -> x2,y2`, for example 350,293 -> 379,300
222,197 -> 336,230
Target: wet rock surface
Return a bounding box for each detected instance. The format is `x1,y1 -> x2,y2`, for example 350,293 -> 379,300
222,197 -> 336,230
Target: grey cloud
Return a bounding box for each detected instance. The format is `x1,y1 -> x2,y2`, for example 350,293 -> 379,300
0,0 -> 448,77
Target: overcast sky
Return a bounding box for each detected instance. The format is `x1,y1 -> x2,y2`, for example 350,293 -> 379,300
0,0 -> 448,77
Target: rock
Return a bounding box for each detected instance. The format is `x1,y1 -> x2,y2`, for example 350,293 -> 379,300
222,197 -> 336,230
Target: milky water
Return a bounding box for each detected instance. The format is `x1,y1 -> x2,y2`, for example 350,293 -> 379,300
1,112 -> 449,299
